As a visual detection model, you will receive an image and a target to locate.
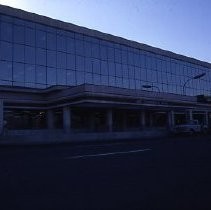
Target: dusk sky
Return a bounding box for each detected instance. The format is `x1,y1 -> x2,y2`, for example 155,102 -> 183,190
0,0 -> 211,63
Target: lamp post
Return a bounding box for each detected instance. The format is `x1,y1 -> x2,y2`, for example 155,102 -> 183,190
183,73 -> 206,95
142,85 -> 160,92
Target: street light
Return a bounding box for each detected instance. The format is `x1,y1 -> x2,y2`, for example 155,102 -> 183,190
183,73 -> 206,95
142,85 -> 160,92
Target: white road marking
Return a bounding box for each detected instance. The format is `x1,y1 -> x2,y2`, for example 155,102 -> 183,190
64,148 -> 152,160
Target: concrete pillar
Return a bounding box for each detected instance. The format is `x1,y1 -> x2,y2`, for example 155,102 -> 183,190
168,110 -> 175,128
63,106 -> 71,133
186,110 -> 193,121
47,109 -> 54,129
107,109 -> 113,132
205,111 -> 209,125
0,100 -> 3,135
140,111 -> 146,128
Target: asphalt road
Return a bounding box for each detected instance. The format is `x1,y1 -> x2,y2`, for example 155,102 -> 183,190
1,136 -> 211,210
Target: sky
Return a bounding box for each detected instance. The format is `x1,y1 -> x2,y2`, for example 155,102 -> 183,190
0,0 -> 211,63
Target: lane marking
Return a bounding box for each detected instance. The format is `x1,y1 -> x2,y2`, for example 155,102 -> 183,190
64,148 -> 152,160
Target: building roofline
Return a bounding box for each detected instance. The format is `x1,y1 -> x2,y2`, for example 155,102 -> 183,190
0,4 -> 210,69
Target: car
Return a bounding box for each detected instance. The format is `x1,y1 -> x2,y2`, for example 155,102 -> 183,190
171,120 -> 208,135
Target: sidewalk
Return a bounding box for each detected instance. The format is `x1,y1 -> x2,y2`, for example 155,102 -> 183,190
0,129 -> 170,146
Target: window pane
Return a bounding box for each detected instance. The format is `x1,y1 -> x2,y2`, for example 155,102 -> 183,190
0,61 -> 12,82
47,67 -> 56,85
14,25 -> 24,44
67,54 -> 75,70
57,52 -> 66,69
92,59 -> 100,74
25,46 -> 35,64
76,71 -> 85,85
57,69 -> 66,85
76,56 -> 84,71
36,48 -> 46,66
57,35 -> 66,52
67,70 -> 76,85
13,62 -> 24,82
47,50 -> 56,67
1,22 -> 12,41
14,44 -> 24,62
36,65 -> 46,84
25,27 -> 35,46
25,64 -> 35,83
67,37 -> 75,54
0,41 -> 12,61
47,33 -> 56,50
36,30 -> 46,48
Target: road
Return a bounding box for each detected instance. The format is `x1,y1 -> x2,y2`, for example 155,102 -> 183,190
0,136 -> 211,210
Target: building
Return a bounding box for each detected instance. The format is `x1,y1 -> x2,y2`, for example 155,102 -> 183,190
0,4 -> 211,141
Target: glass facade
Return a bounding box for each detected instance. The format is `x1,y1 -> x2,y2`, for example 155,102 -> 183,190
0,14 -> 211,96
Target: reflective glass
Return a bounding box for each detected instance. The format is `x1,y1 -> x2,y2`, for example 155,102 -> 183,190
75,55 -> 85,71
101,75 -> 109,85
85,57 -> 92,73
67,54 -> 75,70
0,61 -> 12,81
36,48 -> 46,66
76,71 -> 85,85
93,74 -> 101,85
108,62 -> 115,76
13,62 -> 24,82
1,22 -> 12,41
14,25 -> 24,44
67,37 -> 75,54
101,61 -> 108,75
115,63 -> 122,77
107,47 -> 114,61
84,42 -> 92,57
57,52 -> 66,69
0,41 -> 12,61
67,70 -> 76,85
36,30 -> 46,48
75,39 -> 84,56
114,48 -> 121,63
92,43 -> 100,58
25,46 -> 35,64
47,50 -> 56,67
36,66 -> 46,84
25,27 -> 35,46
47,67 -> 56,85
57,35 -> 66,52
47,33 -> 56,50
14,44 -> 24,62
57,69 -> 66,85
92,59 -> 100,74
100,45 -> 107,60
85,72 -> 93,84
25,64 -> 35,83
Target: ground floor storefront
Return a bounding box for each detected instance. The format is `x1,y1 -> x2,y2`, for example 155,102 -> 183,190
0,84 -> 211,142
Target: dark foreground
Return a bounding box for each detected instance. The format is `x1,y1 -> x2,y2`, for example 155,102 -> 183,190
0,136 -> 211,210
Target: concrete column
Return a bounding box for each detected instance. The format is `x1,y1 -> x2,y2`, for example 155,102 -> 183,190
107,109 -> 113,132
186,110 -> 193,121
140,111 -> 146,128
63,106 -> 71,133
168,110 -> 175,128
0,100 -> 3,135
205,111 -> 209,125
47,109 -> 54,129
